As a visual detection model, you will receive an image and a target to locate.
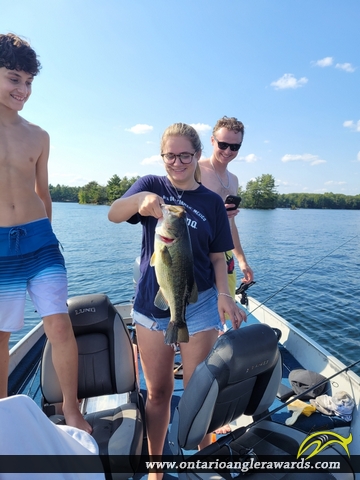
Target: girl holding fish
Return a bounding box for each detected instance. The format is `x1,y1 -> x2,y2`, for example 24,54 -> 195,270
108,123 -> 247,479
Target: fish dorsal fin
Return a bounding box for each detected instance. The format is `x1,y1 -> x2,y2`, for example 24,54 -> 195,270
154,289 -> 169,311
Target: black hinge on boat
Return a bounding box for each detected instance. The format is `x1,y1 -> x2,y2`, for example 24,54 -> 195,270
219,444 -> 258,478
43,404 -> 56,417
236,281 -> 256,306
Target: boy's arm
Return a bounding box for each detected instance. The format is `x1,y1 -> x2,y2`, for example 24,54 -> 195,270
229,216 -> 254,282
35,129 -> 52,222
229,175 -> 254,283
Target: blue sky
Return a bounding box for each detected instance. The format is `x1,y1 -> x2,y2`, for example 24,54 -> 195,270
1,0 -> 359,194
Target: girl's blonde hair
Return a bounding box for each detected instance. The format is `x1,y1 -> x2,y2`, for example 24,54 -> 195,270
161,123 -> 202,183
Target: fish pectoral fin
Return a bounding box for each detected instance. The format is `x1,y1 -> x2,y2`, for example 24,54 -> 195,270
160,245 -> 172,267
150,252 -> 156,267
154,289 -> 169,311
189,281 -> 198,304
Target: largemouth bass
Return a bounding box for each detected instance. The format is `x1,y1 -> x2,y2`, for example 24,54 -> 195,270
150,204 -> 198,344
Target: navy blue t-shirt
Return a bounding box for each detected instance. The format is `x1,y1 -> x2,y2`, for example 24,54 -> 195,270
124,175 -> 234,318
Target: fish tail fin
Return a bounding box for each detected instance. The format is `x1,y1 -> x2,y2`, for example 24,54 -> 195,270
165,323 -> 189,345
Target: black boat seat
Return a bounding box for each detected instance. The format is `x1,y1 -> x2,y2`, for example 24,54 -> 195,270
40,294 -> 144,480
168,323 -> 354,480
169,324 -> 282,451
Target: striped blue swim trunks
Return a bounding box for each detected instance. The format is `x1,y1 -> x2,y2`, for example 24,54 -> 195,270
0,218 -> 68,332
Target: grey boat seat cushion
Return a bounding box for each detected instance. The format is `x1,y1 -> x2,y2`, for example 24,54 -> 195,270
40,294 -> 144,479
170,323 -> 282,451
168,323 -> 353,480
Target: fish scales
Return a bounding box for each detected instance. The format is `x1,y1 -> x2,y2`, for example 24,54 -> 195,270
150,204 -> 198,344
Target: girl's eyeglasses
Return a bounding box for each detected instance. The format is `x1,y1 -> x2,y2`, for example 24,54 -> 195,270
161,152 -> 196,164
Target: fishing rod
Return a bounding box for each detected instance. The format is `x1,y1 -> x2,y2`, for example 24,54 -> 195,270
191,357 -> 360,458
174,235 -> 358,378
236,234 -> 359,316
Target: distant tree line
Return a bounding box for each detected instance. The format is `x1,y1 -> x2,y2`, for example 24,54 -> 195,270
49,175 -> 140,205
276,192 -> 360,210
49,173 -> 360,210
239,174 -> 360,210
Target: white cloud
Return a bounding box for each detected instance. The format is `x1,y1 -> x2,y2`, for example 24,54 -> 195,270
271,73 -> 308,90
312,57 -> 333,67
281,153 -> 326,166
141,154 -> 162,166
190,123 -> 212,135
357,151 -> 360,162
237,153 -> 259,163
335,63 -> 356,73
125,124 -> 154,134
276,179 -> 292,187
343,120 -> 360,132
311,158 -> 327,166
324,180 -> 346,186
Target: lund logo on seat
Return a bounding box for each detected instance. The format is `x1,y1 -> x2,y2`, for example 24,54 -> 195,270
245,360 -> 269,373
74,307 -> 96,315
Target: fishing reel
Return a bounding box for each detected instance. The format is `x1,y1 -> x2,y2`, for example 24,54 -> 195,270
235,281 -> 256,306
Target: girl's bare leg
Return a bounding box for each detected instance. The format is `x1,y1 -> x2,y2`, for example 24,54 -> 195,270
136,324 -> 175,480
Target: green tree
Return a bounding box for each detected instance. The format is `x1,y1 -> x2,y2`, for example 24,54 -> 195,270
275,192 -> 360,209
106,175 -> 140,203
106,174 -> 123,204
244,174 -> 278,209
49,184 -> 80,202
79,181 -> 107,204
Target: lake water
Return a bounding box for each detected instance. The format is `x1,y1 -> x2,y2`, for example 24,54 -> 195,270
11,203 -> 360,369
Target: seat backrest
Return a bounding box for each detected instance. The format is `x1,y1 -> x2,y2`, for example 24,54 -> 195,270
171,323 -> 281,450
41,294 -> 137,404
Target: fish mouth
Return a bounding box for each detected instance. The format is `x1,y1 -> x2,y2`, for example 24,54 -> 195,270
159,235 -> 174,244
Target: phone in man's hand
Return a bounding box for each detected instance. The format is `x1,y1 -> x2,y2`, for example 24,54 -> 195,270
224,195 -> 241,210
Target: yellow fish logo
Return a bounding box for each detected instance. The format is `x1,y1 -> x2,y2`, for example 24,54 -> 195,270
297,431 -> 352,459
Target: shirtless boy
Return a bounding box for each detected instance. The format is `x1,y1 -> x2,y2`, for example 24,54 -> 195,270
199,116 -> 254,296
0,33 -> 91,433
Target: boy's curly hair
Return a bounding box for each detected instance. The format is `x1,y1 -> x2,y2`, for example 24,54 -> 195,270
0,33 -> 41,76
213,116 -> 244,136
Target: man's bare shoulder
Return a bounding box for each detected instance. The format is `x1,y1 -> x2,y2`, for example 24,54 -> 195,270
198,158 -> 212,170
0,115 -> 49,168
21,117 -> 49,140
228,169 -> 239,183
14,118 -> 50,156
228,170 -> 239,194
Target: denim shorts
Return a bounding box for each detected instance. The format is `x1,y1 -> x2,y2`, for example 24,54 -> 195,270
133,286 -> 223,336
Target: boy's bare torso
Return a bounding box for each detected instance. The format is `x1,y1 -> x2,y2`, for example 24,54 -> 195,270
0,115 -> 50,227
199,158 -> 238,200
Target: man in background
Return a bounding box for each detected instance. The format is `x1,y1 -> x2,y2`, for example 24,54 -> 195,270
199,116 -> 254,297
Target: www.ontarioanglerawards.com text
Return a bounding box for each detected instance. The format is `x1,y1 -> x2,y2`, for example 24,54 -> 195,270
145,457 -> 341,474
